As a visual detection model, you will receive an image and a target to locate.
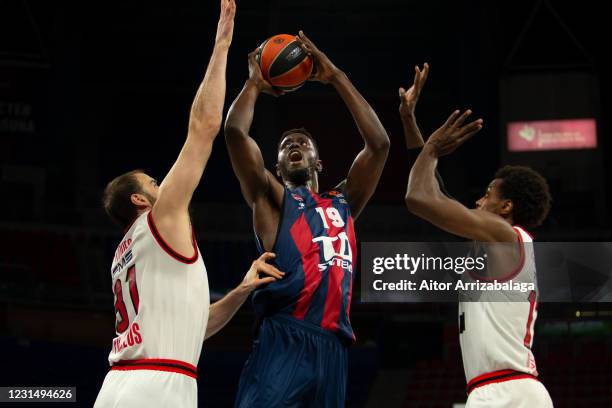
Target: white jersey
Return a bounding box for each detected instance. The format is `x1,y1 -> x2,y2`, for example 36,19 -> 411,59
459,226 -> 540,393
107,211 -> 209,370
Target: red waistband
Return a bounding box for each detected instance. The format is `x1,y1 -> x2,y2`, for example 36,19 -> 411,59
467,369 -> 538,394
111,358 -> 197,379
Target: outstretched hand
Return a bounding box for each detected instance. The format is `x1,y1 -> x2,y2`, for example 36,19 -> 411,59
425,110 -> 483,157
239,252 -> 285,293
399,63 -> 429,118
215,0 -> 236,48
295,30 -> 342,84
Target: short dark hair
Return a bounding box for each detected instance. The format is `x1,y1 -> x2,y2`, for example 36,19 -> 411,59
278,127 -> 319,154
103,169 -> 144,229
495,165 -> 551,228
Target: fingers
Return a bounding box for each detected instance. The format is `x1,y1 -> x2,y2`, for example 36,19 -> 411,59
257,251 -> 276,263
453,109 -> 472,128
443,110 -> 461,128
257,262 -> 284,279
298,30 -> 312,46
413,65 -> 421,89
458,119 -> 484,138
419,62 -> 429,88
399,87 -> 407,100
256,276 -> 277,285
253,252 -> 285,280
297,30 -> 319,54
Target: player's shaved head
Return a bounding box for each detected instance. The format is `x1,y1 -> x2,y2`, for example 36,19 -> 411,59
103,169 -> 148,229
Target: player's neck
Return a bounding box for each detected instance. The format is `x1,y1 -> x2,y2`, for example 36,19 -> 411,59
284,178 -> 318,192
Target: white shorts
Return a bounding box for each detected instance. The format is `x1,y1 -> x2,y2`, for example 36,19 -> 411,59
94,369 -> 197,408
466,378 -> 553,408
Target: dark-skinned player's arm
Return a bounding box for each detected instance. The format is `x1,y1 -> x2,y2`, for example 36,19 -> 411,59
205,253 -> 284,340
399,63 -> 429,149
399,63 -> 453,198
296,31 -> 390,219
405,110 -> 516,243
152,0 -> 235,242
224,52 -> 284,209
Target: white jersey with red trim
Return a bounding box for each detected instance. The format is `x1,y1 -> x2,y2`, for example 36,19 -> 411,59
107,211 -> 209,368
458,226 -> 539,385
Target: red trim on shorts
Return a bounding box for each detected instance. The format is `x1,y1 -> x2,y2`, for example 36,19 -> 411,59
468,227 -> 525,283
147,212 -> 198,264
467,369 -> 538,394
111,358 -> 197,379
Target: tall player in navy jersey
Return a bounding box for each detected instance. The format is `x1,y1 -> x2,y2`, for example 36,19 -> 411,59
225,31 -> 390,407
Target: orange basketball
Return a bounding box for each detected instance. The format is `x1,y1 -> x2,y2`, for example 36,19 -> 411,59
255,34 -> 314,92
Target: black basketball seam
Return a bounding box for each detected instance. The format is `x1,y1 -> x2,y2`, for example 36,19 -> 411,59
269,58 -> 313,86
267,40 -> 295,80
256,39 -> 269,65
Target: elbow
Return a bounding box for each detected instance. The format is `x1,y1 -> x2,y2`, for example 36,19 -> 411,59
371,132 -> 391,153
224,122 -> 244,140
405,190 -> 426,212
190,117 -> 222,137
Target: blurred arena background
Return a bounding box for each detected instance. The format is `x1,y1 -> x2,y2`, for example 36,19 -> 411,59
1,0 -> 611,406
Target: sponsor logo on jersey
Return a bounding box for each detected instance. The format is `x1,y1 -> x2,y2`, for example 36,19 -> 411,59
312,231 -> 353,272
112,249 -> 133,277
291,193 -> 304,202
327,190 -> 343,198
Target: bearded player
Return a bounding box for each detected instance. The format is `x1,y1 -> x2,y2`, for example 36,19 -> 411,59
225,31 -> 390,407
401,64 -> 553,407
94,2 -> 285,407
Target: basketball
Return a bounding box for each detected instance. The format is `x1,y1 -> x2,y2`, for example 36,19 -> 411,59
256,34 -> 314,92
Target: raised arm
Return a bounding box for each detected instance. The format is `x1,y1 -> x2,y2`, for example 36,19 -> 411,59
152,0 -> 235,238
405,110 -> 516,242
205,253 -> 284,340
296,31 -> 390,219
224,52 -> 284,208
399,63 -> 429,149
399,63 -> 453,198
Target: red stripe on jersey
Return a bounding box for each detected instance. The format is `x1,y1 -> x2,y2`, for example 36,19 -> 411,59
127,266 -> 140,314
467,369 -> 538,394
111,358 -> 197,379
290,213 -> 322,320
311,194 -> 345,332
147,212 -> 198,264
524,290 -> 537,347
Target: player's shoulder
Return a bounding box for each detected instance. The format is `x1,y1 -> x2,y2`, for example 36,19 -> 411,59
513,225 -> 534,242
321,180 -> 348,199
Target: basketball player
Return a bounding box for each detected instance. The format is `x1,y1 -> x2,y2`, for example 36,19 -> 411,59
94,1 -> 284,406
225,31 -> 390,407
400,65 -> 553,407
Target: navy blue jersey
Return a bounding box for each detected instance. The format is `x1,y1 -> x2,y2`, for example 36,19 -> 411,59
254,185 -> 357,342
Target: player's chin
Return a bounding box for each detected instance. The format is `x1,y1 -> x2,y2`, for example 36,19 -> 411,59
286,167 -> 311,185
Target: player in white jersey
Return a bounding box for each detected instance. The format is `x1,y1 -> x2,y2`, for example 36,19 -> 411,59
400,64 -> 553,407
94,1 -> 285,406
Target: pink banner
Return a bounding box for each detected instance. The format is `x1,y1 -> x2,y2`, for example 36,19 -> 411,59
507,119 -> 597,151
